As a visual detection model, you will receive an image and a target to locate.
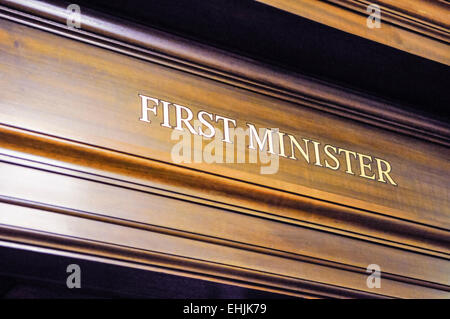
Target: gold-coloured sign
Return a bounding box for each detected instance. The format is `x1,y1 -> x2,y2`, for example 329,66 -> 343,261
139,94 -> 397,186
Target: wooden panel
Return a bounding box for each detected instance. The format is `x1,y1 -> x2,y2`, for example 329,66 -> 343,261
0,159 -> 448,287
2,0 -> 448,145
0,18 -> 448,229
0,202 -> 448,298
257,0 -> 450,65
0,4 -> 449,298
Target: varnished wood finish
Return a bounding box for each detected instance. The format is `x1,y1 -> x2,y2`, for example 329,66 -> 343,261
1,0 -> 448,145
0,1 -> 449,298
257,0 -> 450,65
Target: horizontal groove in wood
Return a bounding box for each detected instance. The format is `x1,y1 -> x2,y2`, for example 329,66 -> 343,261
0,12 -> 448,234
325,0 -> 450,43
0,124 -> 448,257
0,0 -> 447,299
0,238 -> 381,299
3,147 -> 450,264
1,8 -> 449,234
0,192 -> 449,293
372,0 -> 450,30
0,205 -> 448,298
1,147 -> 449,261
0,1 -> 449,146
1,158 -> 449,288
257,0 -> 450,65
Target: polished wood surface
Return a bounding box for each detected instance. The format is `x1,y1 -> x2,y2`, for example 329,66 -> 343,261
0,1 -> 449,298
257,0 -> 450,65
1,0 -> 448,145
0,18 -> 448,228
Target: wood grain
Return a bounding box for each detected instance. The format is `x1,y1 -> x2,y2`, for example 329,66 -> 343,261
257,0 -> 450,64
0,5 -> 449,298
0,19 -> 448,229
